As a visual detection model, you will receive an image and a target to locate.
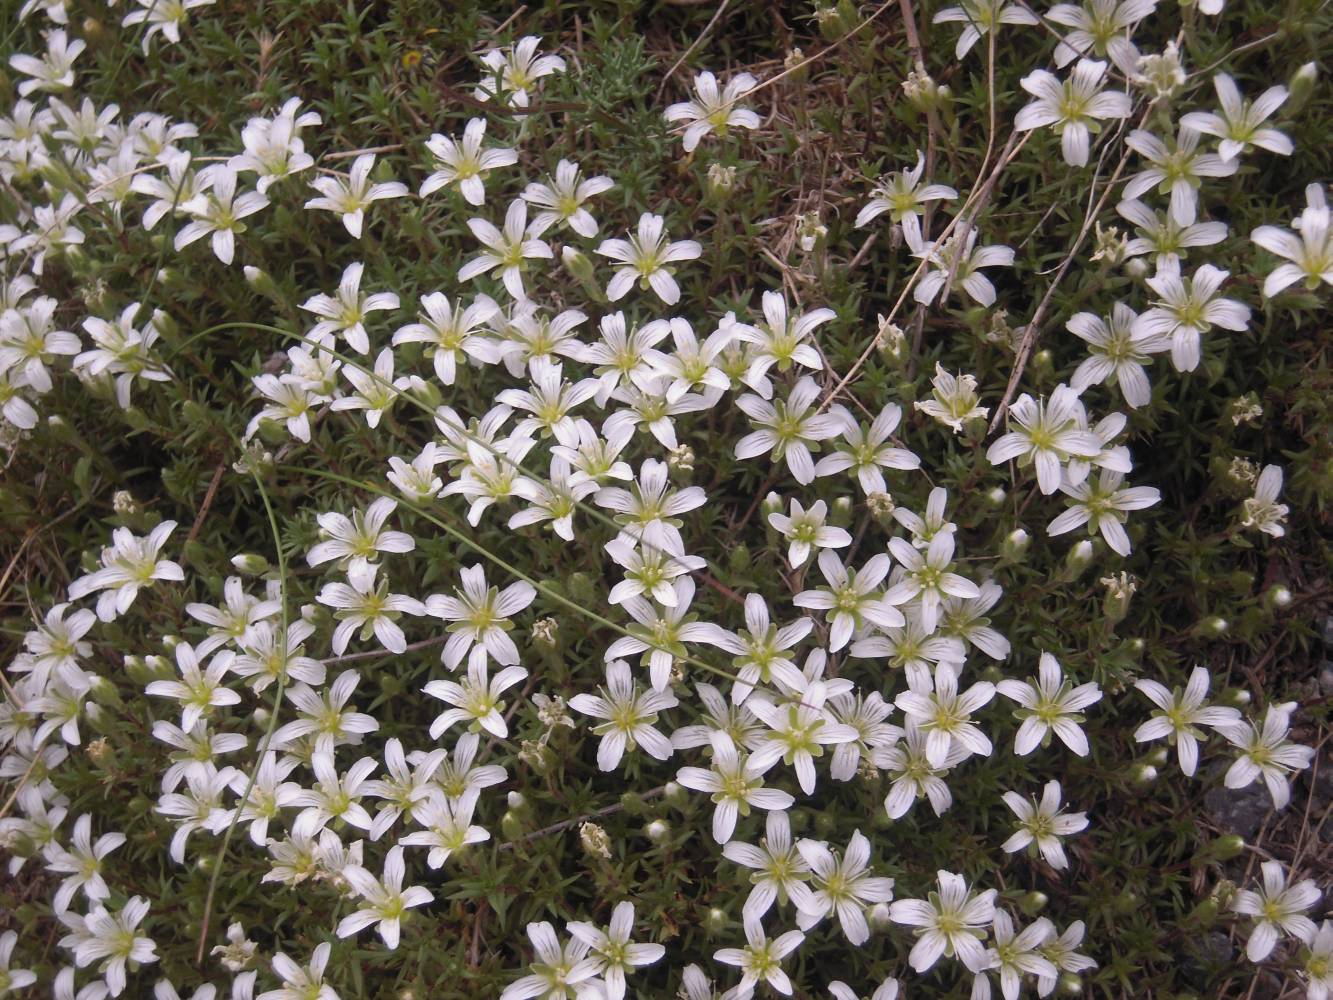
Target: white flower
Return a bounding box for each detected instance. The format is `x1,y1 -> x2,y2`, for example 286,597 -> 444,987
421,118 -> 517,206
895,662 -> 995,767
175,165 -> 269,266
1231,861 -> 1321,962
1218,702 -> 1315,809
986,385 -> 1102,494
301,261 -> 400,356
815,404 -> 921,493
1123,126 -> 1237,226
569,659 -> 677,771
1132,665 -> 1242,776
144,641 -> 240,733
1241,464 -> 1289,538
1117,197 -> 1228,265
722,810 -> 814,925
1134,262 -> 1251,373
1303,920 -> 1333,1000
317,561 -> 424,656
304,153 -> 408,238
42,814 -> 125,914
498,359 -> 600,448
244,374 -> 323,444
1047,0 -> 1156,72
915,364 -> 989,431
768,498 -> 851,568
907,224 -> 1015,307
1180,74 -> 1292,163
121,0 -> 216,52
794,830 -> 895,944
307,497 -> 414,572
995,653 -> 1101,756
387,443 -> 446,502
499,921 -> 601,1000
932,0 -> 1038,58
9,29 -> 85,96
424,649 -> 527,739
664,71 -> 760,151
977,911 -> 1058,1000
829,979 -> 900,1000
68,521 -> 183,622
330,346 -> 424,429
475,35 -> 566,109
289,752 -> 377,836
256,942 -> 338,1000
793,550 -> 903,653
713,919 -> 804,996
748,682 -> 858,796
1251,183 -> 1333,297
883,532 -> 980,633
856,151 -> 958,244
1036,921 -> 1097,996
336,845 -> 433,949
596,212 -> 702,305
1047,468 -> 1160,556
392,290 -> 500,383
676,732 -> 794,844
643,314 -> 740,403
704,595 -> 812,703
604,536 -> 705,608
889,870 -> 996,973
1014,59 -> 1132,167
734,376 -> 843,486
594,456 -> 705,555
731,290 -> 831,393
270,670 -> 378,756
1000,781 -> 1088,870
230,98 -> 320,193
59,896 -> 157,996
567,901 -> 666,1000
522,159 -> 614,238
0,295 -> 79,393
1067,302 -> 1167,408
459,199 -> 553,301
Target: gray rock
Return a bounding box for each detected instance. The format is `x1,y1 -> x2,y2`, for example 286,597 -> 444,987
1203,778 -> 1272,840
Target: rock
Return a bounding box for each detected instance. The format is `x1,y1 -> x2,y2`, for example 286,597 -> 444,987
1203,774 -> 1272,840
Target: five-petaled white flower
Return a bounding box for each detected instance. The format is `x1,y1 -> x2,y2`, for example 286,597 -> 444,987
1218,702 -> 1315,809
421,118 -> 518,206
713,919 -> 804,997
1251,183 -> 1333,297
722,810 -> 814,925
889,870 -> 997,973
522,159 -> 614,238
856,151 -> 958,245
1181,73 -> 1292,163
304,153 -> 408,238
793,830 -> 895,945
1231,861 -> 1320,962
499,920 -> 600,1000
1047,468 -> 1161,556
996,653 -> 1101,756
894,661 -> 995,767
424,648 -> 527,740
1134,262 -> 1251,373
1000,780 -> 1088,870
1014,59 -> 1132,167
566,901 -> 666,1000
424,564 -> 535,669
459,199 -> 554,301
307,497 -> 415,572
676,732 -> 795,844
1133,665 -> 1242,776
175,164 -> 269,266
475,36 -> 566,109
596,212 -> 702,305
793,550 -> 904,653
569,659 -> 677,772
664,71 -> 760,152
986,384 -> 1103,494
768,497 -> 851,568
336,846 -> 433,950
69,521 -> 184,623
734,376 -> 843,486
301,261 -> 400,356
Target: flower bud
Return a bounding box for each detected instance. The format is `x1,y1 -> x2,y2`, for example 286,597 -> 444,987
1124,257 -> 1148,279
645,819 -> 670,843
1287,62 -> 1318,114
568,572 -> 597,606
986,486 -> 1007,507
560,246 -> 604,303
663,781 -> 686,807
231,553 -> 271,575
728,544 -> 751,575
1147,747 -> 1168,767
762,492 -> 784,520
1058,973 -> 1085,996
1266,585 -> 1292,610
1198,615 -> 1229,637
243,265 -> 280,300
1100,572 -> 1137,625
1132,763 -> 1158,785
500,810 -> 524,841
1062,541 -> 1095,581
868,902 -> 893,931
831,495 -> 854,527
1000,528 -> 1030,564
1212,835 -> 1245,860
703,907 -> 729,934
1018,891 -> 1048,915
